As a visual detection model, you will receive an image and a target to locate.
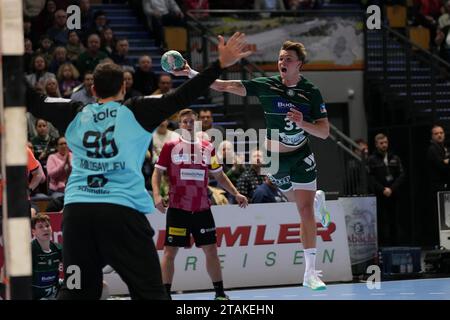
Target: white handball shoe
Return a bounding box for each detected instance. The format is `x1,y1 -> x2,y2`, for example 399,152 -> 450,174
303,270 -> 327,291
314,190 -> 331,228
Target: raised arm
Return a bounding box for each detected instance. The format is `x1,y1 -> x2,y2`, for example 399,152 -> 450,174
210,79 -> 247,96
26,81 -> 82,133
124,32 -> 252,132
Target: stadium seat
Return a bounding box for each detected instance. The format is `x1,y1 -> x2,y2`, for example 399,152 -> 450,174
408,26 -> 430,50
386,5 -> 407,28
164,27 -> 188,52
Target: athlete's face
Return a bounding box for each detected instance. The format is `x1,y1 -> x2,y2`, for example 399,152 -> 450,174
32,221 -> 52,242
278,50 -> 302,79
180,114 -> 197,135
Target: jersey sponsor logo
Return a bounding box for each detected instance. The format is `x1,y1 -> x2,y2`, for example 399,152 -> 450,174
168,227 -> 187,236
320,103 -> 327,114
268,174 -> 291,187
87,174 -> 108,188
180,169 -> 206,181
172,154 -> 190,163
200,227 -> 216,234
279,132 -> 306,146
210,156 -> 221,170
93,108 -> 117,123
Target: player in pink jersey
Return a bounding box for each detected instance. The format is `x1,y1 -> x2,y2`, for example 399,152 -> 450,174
152,108 -> 248,300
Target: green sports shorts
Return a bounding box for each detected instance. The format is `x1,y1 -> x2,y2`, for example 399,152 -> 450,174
267,143 -> 317,192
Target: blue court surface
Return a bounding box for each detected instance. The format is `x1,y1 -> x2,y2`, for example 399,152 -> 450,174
171,278 -> 450,300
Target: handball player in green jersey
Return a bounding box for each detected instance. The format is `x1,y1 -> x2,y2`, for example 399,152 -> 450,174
177,40 -> 330,290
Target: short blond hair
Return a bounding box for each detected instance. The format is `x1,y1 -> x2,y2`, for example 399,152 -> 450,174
178,108 -> 198,122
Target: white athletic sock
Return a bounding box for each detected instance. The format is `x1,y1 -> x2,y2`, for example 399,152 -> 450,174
304,248 -> 317,275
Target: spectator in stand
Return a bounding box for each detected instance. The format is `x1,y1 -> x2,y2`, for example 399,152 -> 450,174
236,149 -> 266,201
70,71 -> 96,105
435,26 -> 450,61
142,0 -> 185,48
47,9 -> 69,46
100,27 -> 116,56
31,118 -> 58,167
44,77 -> 61,98
133,55 -> 159,95
47,136 -> 72,199
287,0 -> 323,10
252,176 -> 289,203
182,0 -> 210,18
123,71 -> 142,100
413,0 -> 444,43
151,120 -> 180,164
35,34 -> 54,66
24,38 -> 35,74
439,0 -> 450,29
254,0 -> 285,17
57,63 -> 81,98
199,108 -> 226,138
34,0 -> 57,37
85,10 -> 109,40
210,0 -> 254,9
26,55 -> 56,94
151,73 -> 174,95
80,0 -> 95,31
76,33 -> 108,77
49,46 -> 70,74
66,30 -> 85,62
112,38 -> 135,72
23,15 -> 39,48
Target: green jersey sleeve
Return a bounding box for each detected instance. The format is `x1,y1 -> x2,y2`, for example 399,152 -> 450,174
310,88 -> 328,121
241,77 -> 269,96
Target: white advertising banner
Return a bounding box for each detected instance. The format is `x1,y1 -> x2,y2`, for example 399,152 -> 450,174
104,201 -> 352,294
339,197 -> 377,267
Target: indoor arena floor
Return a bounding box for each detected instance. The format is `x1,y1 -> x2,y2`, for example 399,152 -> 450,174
169,277 -> 450,300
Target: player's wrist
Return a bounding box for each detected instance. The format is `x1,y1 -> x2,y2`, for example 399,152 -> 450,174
188,69 -> 199,78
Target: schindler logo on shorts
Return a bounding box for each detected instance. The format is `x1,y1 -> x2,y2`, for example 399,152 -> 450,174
180,169 -> 205,181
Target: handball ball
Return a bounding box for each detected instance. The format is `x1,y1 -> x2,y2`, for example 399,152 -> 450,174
161,50 -> 185,72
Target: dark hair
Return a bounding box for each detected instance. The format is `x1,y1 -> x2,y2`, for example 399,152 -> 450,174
198,108 -> 212,115
93,62 -> 124,98
35,118 -> 48,128
431,124 -> 444,134
355,138 -> 367,145
281,40 -> 307,63
31,213 -> 51,229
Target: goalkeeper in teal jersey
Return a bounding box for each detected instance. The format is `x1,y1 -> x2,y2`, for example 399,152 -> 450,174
181,41 -> 331,290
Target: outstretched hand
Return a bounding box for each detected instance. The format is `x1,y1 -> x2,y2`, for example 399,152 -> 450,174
171,59 -> 191,77
218,32 -> 253,69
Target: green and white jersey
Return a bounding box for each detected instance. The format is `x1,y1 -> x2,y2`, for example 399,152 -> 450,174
242,75 -> 327,147
32,239 -> 62,300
